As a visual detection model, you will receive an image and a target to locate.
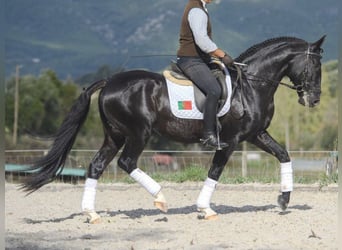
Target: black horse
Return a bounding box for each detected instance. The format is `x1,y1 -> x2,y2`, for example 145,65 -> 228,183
22,36 -> 325,222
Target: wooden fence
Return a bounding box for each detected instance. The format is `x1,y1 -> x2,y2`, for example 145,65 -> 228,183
4,150 -> 337,184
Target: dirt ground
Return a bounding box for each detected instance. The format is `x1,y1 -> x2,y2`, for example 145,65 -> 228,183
5,182 -> 338,250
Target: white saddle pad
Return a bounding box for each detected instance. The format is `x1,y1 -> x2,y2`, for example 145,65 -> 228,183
165,73 -> 232,119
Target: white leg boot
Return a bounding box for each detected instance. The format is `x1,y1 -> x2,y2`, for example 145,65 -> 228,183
197,177 -> 218,220
130,168 -> 168,212
280,162 -> 293,192
82,178 -> 101,224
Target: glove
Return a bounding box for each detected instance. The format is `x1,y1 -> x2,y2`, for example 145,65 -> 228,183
221,53 -> 234,67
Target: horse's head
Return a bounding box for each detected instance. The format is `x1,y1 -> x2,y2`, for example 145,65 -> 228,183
287,36 -> 325,107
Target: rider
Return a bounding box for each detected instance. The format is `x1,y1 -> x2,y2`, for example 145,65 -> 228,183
177,0 -> 237,149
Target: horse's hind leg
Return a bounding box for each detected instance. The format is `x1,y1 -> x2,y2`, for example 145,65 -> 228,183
82,131 -> 124,223
117,136 -> 167,213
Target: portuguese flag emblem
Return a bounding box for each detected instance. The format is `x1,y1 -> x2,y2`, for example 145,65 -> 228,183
178,100 -> 192,110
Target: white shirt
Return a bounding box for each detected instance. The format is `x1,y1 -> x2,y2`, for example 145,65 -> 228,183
188,4 -> 218,53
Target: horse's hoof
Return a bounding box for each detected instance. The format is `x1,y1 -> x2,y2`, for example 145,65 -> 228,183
154,191 -> 168,213
84,211 -> 101,224
204,213 -> 218,220
154,201 -> 168,213
198,207 -> 218,220
277,195 -> 289,211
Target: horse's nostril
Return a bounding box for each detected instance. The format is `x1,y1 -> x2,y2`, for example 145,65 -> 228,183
313,99 -> 320,106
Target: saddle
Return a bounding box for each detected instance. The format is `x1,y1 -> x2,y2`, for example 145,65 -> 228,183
163,60 -> 228,113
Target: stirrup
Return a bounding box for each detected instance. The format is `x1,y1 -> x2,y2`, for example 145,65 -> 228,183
200,134 -> 228,150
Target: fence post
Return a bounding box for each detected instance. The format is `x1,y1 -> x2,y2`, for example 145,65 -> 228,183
242,142 -> 247,177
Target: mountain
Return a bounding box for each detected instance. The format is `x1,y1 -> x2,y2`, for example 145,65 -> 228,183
5,0 -> 338,79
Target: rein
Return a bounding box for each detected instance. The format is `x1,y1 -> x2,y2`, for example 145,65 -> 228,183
234,48 -> 322,92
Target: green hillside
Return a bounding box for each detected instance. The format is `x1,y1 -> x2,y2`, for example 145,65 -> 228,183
5,0 -> 338,79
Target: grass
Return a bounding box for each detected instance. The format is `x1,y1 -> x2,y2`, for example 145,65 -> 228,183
151,165 -> 207,183
99,164 -> 338,186
318,173 -> 339,190
8,165 -> 335,187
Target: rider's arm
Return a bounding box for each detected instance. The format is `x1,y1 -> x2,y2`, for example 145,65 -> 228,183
188,8 -> 229,60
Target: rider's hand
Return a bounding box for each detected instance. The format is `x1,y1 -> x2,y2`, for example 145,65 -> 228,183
221,53 -> 234,68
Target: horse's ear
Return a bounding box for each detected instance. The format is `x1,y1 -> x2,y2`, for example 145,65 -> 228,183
311,35 -> 326,49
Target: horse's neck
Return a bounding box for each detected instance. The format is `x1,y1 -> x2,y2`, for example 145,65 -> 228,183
245,48 -> 296,97
237,49 -> 294,110
247,50 -> 291,82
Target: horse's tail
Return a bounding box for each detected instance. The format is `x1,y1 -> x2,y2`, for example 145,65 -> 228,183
21,79 -> 108,194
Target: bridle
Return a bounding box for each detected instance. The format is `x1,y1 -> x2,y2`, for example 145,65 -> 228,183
237,46 -> 323,93
287,47 -> 323,94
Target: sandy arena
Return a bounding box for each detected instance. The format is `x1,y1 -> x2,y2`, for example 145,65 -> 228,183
5,182 -> 338,250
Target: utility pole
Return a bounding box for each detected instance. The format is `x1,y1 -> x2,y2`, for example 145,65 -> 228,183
13,65 -> 22,146
285,119 -> 290,151
242,141 -> 247,177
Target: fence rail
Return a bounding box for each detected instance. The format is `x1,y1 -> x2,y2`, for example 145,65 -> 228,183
4,150 -> 338,184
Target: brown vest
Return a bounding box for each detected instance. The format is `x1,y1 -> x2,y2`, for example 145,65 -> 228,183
177,0 -> 212,62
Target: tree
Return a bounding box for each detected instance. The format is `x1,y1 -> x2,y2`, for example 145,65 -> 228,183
5,61 -> 337,151
5,70 -> 80,145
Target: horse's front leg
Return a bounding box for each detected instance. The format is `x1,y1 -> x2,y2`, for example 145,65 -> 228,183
197,146 -> 235,220
249,131 -> 293,210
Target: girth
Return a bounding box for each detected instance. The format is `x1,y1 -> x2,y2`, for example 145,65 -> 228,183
163,61 -> 228,113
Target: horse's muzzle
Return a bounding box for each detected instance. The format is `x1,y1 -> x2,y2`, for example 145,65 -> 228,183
298,91 -> 320,107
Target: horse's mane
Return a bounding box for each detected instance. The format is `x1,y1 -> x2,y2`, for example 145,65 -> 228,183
235,37 -> 306,62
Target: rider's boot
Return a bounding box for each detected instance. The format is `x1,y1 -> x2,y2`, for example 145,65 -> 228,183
201,131 -> 228,149
201,97 -> 228,149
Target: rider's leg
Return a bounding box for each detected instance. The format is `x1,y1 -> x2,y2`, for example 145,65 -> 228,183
177,57 -> 228,149
202,93 -> 229,148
